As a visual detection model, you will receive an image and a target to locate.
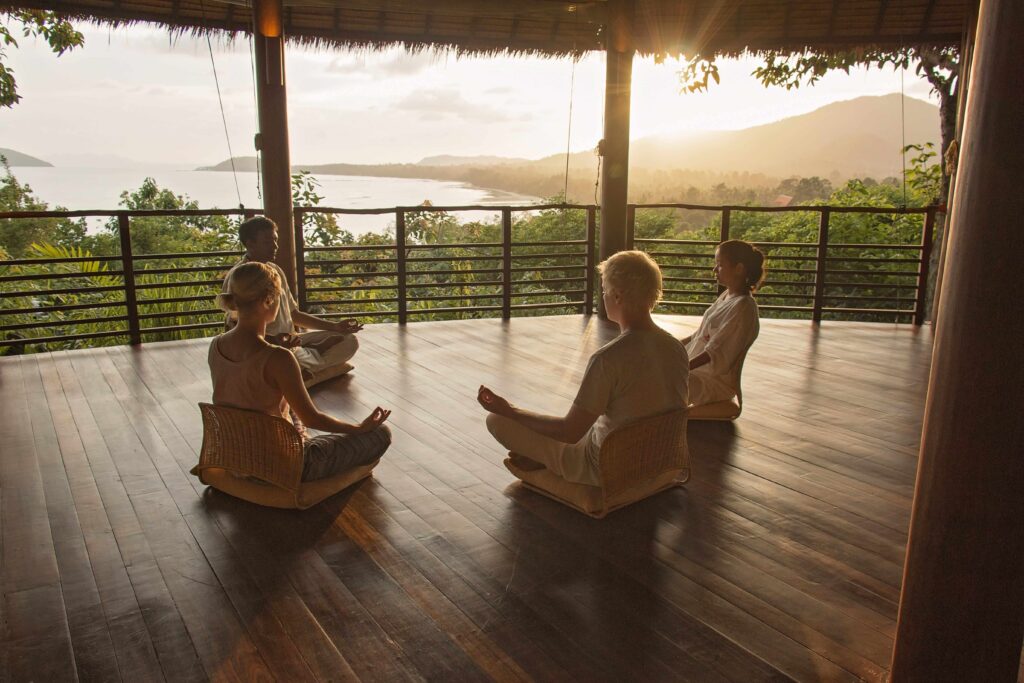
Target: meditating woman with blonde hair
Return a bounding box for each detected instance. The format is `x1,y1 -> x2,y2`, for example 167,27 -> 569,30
477,250 -> 689,485
210,262 -> 392,482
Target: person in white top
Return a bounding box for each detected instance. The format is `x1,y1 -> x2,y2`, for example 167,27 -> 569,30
211,262 -> 392,482
682,239 -> 765,407
477,250 -> 689,486
232,216 -> 361,386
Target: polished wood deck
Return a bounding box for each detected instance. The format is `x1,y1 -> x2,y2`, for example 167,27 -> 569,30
0,315 -> 933,682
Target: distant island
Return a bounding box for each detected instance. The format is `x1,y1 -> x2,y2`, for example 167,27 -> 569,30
0,148 -> 52,167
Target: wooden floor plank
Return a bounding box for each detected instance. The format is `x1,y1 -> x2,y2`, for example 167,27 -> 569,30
0,315 -> 933,682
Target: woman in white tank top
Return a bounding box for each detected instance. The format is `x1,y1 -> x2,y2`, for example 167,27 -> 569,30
210,262 -> 392,481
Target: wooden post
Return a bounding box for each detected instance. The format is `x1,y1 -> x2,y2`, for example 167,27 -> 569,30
253,0 -> 296,293
913,208 -> 936,326
396,209 -> 407,325
117,212 -> 141,346
811,209 -> 830,323
584,207 -> 596,315
718,208 -> 731,294
501,208 -> 512,320
625,205 -> 636,250
597,0 -> 633,319
890,0 -> 1024,678
293,208 -> 307,310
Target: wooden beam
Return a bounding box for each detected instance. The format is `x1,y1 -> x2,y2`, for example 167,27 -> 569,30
253,0 -> 297,292
599,0 -> 634,296
873,0 -> 891,35
826,0 -> 839,39
919,0 -> 939,34
890,0 -> 1024,678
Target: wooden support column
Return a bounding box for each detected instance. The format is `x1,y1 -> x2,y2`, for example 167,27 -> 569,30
890,0 -> 1024,678
253,0 -> 297,292
598,0 -> 634,317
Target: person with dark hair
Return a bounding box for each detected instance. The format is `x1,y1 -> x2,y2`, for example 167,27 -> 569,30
681,239 -> 766,407
211,262 -> 392,481
233,216 -> 361,387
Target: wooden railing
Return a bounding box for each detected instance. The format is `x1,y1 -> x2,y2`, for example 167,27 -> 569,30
0,202 -> 936,352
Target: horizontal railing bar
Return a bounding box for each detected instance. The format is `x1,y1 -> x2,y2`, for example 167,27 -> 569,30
139,321 -> 224,334
137,309 -> 223,321
317,310 -> 397,318
306,284 -> 398,293
0,300 -> 128,315
824,269 -> 919,277
511,301 -> 585,311
635,239 -> 722,246
662,288 -> 718,297
407,280 -> 504,290
407,268 -> 502,277
407,305 -> 504,315
512,276 -> 587,286
0,284 -> 125,299
305,258 -> 400,267
137,294 -> 217,305
307,298 -> 401,306
630,203 -> 933,214
405,242 -> 501,250
0,255 -> 122,265
509,264 -> 586,273
407,293 -> 503,303
0,208 -> 249,219
305,244 -> 398,253
135,250 -> 244,261
760,281 -> 817,289
512,289 -> 587,299
751,292 -> 816,300
826,281 -> 920,290
513,240 -> 588,247
824,256 -> 921,263
0,314 -> 129,332
406,255 -> 502,263
823,294 -> 918,303
510,252 -> 586,261
134,279 -> 223,290
821,306 -> 916,315
662,276 -> 720,284
0,271 -> 125,283
134,265 -> 234,275
0,329 -> 129,346
304,271 -> 398,280
300,203 -> 592,215
829,243 -> 924,250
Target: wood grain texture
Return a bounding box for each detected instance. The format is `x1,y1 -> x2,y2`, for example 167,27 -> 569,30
0,314 -> 931,681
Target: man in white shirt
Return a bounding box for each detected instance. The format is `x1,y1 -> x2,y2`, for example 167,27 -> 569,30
234,216 -> 361,387
477,250 -> 688,486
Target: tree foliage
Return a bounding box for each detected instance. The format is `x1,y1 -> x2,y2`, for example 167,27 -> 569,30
1,10 -> 84,107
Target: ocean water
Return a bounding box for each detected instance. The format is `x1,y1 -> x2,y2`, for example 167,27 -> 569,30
12,167 -> 539,235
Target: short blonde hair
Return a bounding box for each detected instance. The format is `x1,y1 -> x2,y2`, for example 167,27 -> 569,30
216,262 -> 281,313
598,250 -> 663,311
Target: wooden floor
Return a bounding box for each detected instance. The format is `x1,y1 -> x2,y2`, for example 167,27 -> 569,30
0,314 -> 934,682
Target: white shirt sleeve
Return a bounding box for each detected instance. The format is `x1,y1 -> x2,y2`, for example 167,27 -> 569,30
573,352 -> 612,416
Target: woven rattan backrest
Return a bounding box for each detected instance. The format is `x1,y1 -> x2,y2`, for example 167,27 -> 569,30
197,403 -> 305,492
597,408 -> 689,498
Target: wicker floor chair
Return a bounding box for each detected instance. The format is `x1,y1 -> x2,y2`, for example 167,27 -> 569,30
504,408 -> 690,519
686,340 -> 754,421
192,403 -> 379,509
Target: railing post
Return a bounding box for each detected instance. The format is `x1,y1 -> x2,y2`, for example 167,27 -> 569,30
625,204 -> 636,250
502,208 -> 512,320
117,212 -> 141,346
914,207 -> 937,326
585,207 -> 597,315
294,208 -> 308,310
812,209 -> 831,324
718,208 -> 731,294
396,209 -> 407,325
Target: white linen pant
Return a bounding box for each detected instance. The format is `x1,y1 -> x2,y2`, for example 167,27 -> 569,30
486,413 -> 600,486
292,331 -> 358,376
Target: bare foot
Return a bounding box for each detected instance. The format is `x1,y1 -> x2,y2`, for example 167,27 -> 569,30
509,452 -> 545,471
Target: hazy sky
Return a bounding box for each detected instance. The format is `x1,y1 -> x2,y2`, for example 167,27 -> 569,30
2,24 -> 937,167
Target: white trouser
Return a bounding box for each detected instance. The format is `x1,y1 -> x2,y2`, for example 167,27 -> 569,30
485,413 -> 599,486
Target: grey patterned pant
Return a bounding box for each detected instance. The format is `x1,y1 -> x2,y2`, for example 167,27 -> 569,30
301,425 -> 392,482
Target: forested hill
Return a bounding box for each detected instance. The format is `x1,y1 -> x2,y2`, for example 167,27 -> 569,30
201,94 -> 939,202
0,148 -> 52,167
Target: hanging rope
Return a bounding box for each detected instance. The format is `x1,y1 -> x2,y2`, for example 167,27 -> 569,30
247,27 -> 263,203
562,56 -> 579,202
199,0 -> 243,208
